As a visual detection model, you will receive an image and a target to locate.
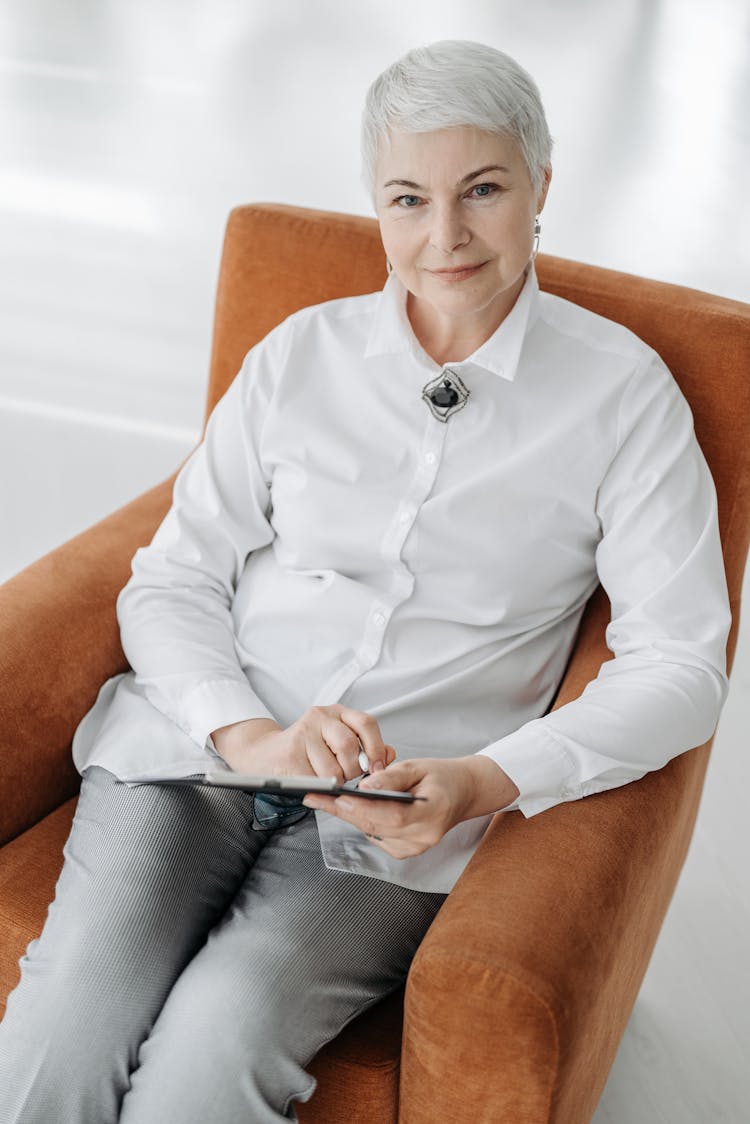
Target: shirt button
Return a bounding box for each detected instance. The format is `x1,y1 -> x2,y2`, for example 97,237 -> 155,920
372,611 -> 386,628
399,509 -> 412,524
424,451 -> 436,466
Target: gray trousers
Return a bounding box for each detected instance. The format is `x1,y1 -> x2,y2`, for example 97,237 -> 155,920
0,766 -> 446,1123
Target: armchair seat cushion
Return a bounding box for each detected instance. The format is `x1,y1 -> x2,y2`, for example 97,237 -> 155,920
0,798 -> 78,1007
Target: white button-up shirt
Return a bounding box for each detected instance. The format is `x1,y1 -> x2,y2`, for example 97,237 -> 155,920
72,266 -> 731,893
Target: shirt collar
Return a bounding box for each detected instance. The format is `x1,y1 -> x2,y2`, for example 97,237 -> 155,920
364,264 -> 540,383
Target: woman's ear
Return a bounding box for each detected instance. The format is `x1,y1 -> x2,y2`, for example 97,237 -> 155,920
537,166 -> 552,214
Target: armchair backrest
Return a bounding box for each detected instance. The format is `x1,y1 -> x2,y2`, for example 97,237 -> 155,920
206,202 -> 750,669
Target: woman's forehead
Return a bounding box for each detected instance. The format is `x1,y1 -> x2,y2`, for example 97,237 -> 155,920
377,126 -> 524,181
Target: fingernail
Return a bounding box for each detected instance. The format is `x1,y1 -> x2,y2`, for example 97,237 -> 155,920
337,798 -> 354,812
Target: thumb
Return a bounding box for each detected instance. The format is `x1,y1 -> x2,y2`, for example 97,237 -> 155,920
370,744 -> 397,772
362,757 -> 419,791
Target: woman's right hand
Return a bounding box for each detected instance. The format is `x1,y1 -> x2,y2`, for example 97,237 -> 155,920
210,704 -> 396,781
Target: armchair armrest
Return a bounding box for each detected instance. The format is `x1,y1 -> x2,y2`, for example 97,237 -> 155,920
399,587 -> 711,1123
0,473 -> 178,846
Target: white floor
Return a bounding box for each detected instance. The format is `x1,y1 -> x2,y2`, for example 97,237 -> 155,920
1,1 -> 748,1119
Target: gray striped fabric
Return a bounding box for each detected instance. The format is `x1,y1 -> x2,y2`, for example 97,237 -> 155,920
0,766 -> 446,1123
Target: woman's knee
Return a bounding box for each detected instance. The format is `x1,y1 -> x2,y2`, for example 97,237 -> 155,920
119,967 -> 318,1123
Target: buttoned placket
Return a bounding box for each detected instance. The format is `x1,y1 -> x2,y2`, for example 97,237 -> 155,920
310,405 -> 451,706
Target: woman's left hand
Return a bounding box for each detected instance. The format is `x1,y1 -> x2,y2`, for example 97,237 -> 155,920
302,756 -> 512,860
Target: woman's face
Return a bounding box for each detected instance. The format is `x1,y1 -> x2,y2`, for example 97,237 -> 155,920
375,125 -> 550,346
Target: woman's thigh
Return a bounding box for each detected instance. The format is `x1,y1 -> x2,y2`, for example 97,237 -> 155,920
0,766 -> 268,1124
121,811 -> 447,1123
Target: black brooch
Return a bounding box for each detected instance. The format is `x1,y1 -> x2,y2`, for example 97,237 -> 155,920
421,369 -> 471,422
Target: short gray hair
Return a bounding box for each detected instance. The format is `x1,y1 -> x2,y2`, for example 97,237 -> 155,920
361,40 -> 553,200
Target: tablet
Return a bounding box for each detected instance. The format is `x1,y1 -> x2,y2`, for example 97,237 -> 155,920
117,770 -> 425,803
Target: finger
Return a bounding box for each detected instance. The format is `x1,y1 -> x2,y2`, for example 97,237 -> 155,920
303,792 -> 406,836
301,792 -> 339,814
305,736 -> 347,782
320,719 -> 362,780
339,709 -> 387,772
307,796 -> 387,847
302,793 -> 369,825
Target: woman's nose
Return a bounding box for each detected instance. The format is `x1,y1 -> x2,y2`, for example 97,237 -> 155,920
428,205 -> 470,254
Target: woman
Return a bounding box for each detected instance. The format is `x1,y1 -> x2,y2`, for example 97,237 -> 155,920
0,40 -> 730,1123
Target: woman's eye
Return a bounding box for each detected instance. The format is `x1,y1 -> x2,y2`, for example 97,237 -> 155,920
396,194 -> 421,208
470,183 -> 497,198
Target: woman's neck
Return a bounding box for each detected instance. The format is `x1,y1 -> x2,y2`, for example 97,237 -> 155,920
406,273 -> 526,366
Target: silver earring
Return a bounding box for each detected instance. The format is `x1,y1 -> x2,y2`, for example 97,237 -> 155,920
386,258 -> 393,274
532,217 -> 541,259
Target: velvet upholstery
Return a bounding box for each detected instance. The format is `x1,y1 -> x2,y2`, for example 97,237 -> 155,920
0,204 -> 748,1122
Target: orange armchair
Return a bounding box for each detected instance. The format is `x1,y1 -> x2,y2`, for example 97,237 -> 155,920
1,204 -> 748,1123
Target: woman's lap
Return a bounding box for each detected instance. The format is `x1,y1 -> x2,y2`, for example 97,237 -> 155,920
0,766 -> 447,1124
122,806 -> 446,1121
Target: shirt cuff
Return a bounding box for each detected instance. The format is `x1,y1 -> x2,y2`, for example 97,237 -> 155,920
181,678 -> 278,752
476,719 -> 579,817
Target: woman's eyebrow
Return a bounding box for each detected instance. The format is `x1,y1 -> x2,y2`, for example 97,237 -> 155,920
382,164 -> 511,190
459,164 -> 510,184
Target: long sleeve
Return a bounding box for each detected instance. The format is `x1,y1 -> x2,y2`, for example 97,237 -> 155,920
116,326 -> 289,750
479,354 -> 732,817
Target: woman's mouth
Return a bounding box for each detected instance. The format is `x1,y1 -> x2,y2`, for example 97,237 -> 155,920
427,262 -> 488,282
